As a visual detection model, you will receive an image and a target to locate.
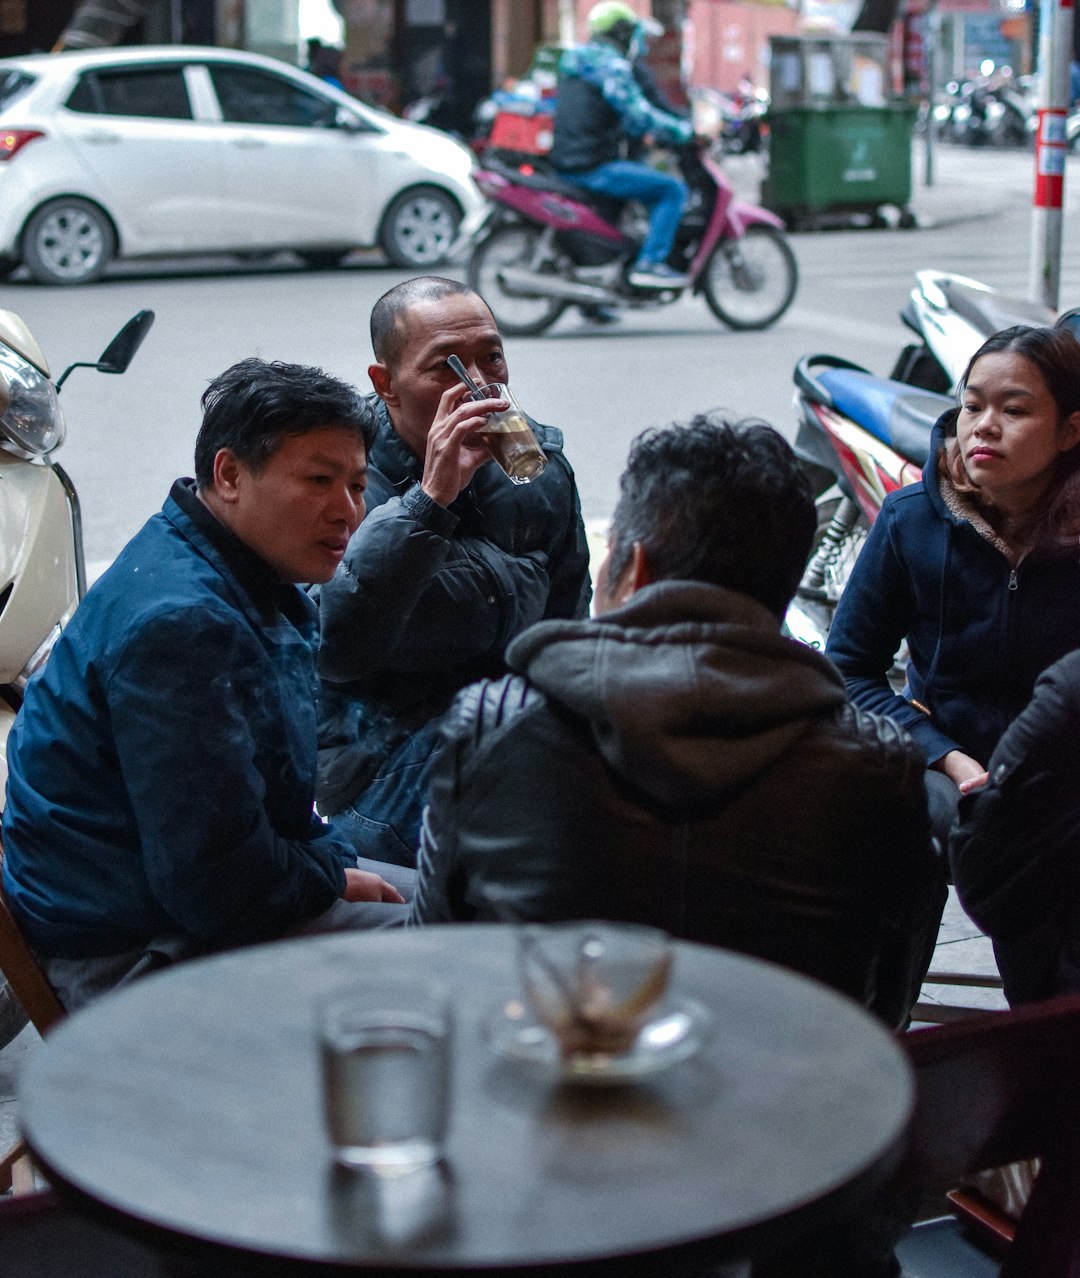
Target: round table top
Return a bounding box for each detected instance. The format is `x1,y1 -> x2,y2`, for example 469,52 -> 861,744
20,926 -> 913,1274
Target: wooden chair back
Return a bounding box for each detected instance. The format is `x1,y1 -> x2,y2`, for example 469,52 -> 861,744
901,992 -> 1080,1277
0,829 -> 65,1194
0,832 -> 64,1035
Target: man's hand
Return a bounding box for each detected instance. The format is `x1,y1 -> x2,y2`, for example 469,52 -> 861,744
420,384 -> 506,508
933,749 -> 989,794
343,867 -> 406,904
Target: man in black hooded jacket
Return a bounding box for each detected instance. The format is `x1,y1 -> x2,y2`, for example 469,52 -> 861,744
410,414 -> 943,1032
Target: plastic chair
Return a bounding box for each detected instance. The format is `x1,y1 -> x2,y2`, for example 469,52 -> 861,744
898,991 -> 1080,1276
0,831 -> 65,1195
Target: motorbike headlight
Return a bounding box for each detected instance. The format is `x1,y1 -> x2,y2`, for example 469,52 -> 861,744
0,342 -> 64,458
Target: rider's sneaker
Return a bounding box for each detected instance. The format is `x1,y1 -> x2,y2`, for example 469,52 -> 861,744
579,304 -> 621,325
628,262 -> 690,290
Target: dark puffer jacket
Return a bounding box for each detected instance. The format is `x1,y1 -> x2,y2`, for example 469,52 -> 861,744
316,397 -> 591,816
951,649 -> 1080,1005
827,414 -> 1080,768
410,581 -> 941,1027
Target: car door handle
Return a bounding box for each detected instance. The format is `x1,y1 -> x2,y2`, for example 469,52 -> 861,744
231,138 -> 267,149
83,131 -> 121,144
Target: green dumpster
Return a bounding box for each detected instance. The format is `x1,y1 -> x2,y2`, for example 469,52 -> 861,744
762,35 -> 917,229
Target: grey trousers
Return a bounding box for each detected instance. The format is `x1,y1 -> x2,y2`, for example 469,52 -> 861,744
42,856 -> 415,1013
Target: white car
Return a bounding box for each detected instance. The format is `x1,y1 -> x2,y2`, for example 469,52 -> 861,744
0,46 -> 488,284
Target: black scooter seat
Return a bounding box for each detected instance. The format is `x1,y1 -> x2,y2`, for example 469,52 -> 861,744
818,367 -> 954,469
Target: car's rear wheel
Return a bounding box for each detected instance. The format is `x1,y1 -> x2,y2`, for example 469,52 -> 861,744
22,198 -> 116,285
379,186 -> 461,268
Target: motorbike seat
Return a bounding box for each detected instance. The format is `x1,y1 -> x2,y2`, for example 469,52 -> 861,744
818,368 -> 954,468
940,278 -> 1053,338
480,155 -> 626,223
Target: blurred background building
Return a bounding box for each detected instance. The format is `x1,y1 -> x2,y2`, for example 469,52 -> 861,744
2,0 -> 1040,128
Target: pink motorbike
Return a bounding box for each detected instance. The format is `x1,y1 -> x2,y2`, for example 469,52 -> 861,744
467,142 -> 798,335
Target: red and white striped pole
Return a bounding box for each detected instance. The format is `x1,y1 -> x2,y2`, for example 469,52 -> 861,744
1030,0 -> 1073,309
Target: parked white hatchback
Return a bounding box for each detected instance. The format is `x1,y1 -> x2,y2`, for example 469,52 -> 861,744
0,46 -> 487,284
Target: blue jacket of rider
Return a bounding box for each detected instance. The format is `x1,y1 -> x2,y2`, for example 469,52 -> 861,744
550,38 -> 692,172
826,410 -> 1080,770
1,479 -> 352,960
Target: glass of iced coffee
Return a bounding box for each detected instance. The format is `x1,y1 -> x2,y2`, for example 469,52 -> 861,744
476,382 -> 547,485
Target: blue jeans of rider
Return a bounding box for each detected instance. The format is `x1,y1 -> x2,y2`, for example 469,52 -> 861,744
560,160 -> 689,269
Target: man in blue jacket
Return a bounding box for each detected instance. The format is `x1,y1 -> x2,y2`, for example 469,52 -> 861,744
2,358 -> 407,1011
550,1 -> 695,290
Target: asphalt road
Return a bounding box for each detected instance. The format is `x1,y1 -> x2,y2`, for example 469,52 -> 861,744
4,142 -> 1079,575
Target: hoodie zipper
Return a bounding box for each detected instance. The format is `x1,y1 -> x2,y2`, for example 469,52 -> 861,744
1008,568 -> 1018,591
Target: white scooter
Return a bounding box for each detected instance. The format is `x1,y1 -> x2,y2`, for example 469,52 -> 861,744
890,269 -> 1057,393
0,307 -> 153,1045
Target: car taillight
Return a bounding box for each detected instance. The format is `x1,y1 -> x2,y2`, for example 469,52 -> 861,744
0,130 -> 44,161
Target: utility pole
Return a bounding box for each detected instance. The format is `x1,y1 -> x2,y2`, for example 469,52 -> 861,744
924,0 -> 938,187
1030,0 -> 1073,308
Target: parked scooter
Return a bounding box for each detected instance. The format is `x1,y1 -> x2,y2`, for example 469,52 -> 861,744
784,352 -> 953,654
890,269 -> 1055,394
467,141 -> 798,335
0,307 -> 153,1046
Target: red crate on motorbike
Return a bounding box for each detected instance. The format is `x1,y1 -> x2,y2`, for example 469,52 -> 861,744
488,110 -> 553,155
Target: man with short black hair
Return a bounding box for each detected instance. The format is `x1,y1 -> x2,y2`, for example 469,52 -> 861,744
2,358 -> 406,1011
316,277 -> 590,866
411,414 -> 943,1031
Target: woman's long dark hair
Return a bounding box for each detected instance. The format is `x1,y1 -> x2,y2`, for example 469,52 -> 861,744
941,324 -> 1080,549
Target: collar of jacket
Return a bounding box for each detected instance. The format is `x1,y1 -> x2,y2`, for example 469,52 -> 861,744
368,395 -> 423,490
165,478 -> 315,633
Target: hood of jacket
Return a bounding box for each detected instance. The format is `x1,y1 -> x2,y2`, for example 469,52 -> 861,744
922,409 -> 960,521
506,580 -> 847,805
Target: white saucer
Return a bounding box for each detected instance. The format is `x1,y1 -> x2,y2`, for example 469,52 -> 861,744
484,996 -> 710,1084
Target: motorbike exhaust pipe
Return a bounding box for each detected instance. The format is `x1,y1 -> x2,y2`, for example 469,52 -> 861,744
496,266 -> 619,306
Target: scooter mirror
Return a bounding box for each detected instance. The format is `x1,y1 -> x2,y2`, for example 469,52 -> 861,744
96,309 -> 155,374
56,309 -> 156,390
1054,308 -> 1080,343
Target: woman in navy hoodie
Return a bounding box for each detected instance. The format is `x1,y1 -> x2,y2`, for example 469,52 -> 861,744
827,324 -> 1080,844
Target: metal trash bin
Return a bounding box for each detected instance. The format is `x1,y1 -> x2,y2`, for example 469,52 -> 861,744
762,35 -> 917,229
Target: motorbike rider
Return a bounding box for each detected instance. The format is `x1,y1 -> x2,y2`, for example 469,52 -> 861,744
550,0 -> 695,291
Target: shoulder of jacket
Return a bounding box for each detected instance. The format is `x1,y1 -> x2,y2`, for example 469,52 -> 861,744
832,701 -> 924,786
881,484 -> 931,514
531,420 -> 565,452
444,674 -> 544,747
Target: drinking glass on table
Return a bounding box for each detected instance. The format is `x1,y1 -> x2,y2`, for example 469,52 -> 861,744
320,978 -> 451,1172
